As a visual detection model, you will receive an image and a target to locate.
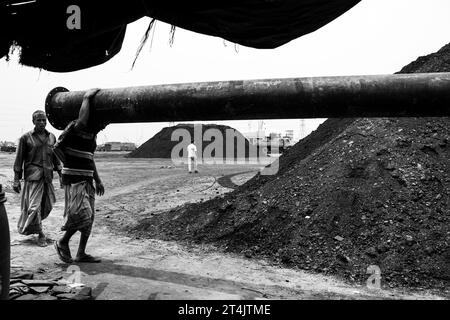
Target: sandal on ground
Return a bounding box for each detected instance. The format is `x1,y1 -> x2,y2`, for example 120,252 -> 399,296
74,254 -> 101,263
54,241 -> 73,263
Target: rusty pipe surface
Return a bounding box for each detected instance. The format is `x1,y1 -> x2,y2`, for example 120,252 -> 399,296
45,73 -> 450,130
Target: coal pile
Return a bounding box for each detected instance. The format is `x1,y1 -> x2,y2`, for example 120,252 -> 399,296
243,118 -> 357,192
133,44 -> 450,292
128,123 -> 259,158
398,43 -> 450,74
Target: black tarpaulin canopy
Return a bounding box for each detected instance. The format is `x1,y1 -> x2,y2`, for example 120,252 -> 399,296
0,0 -> 360,72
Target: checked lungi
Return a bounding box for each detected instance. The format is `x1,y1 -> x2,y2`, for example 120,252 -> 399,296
62,181 -> 95,234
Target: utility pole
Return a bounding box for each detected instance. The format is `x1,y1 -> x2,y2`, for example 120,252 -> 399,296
299,119 -> 305,140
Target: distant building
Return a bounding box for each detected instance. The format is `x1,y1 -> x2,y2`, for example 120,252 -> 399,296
120,143 -> 136,151
243,130 -> 266,145
285,130 -> 294,140
242,130 -> 294,155
99,142 -> 137,152
104,142 -> 122,151
0,141 -> 16,152
269,132 -> 281,140
96,144 -> 106,151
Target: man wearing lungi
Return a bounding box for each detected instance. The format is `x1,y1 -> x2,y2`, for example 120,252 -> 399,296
13,110 -> 62,247
53,88 -> 105,263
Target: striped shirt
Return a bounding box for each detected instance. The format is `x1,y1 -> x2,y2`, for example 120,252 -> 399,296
54,121 -> 97,185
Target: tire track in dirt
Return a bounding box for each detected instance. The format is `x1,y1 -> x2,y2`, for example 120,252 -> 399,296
217,170 -> 257,189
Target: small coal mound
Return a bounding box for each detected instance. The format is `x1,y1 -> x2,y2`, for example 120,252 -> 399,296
132,43 -> 450,292
127,123 -> 259,158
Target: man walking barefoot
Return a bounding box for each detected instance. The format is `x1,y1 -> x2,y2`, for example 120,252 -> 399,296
13,110 -> 62,247
53,88 -> 106,263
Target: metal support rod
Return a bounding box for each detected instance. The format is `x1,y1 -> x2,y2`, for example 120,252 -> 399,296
45,73 -> 450,130
0,185 -> 10,300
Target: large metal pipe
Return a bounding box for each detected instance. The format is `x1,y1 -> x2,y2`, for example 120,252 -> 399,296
46,73 -> 450,130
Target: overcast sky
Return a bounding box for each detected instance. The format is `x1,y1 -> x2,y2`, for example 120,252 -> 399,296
1,0 -> 450,145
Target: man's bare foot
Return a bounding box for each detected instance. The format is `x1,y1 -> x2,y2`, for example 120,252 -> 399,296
37,234 -> 47,247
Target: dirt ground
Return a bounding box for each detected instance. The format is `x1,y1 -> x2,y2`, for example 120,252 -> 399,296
0,152 -> 445,300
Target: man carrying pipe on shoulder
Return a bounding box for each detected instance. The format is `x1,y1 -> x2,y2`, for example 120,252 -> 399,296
53,88 -> 106,264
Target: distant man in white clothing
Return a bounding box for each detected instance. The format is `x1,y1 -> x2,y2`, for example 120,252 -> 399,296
187,140 -> 198,173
